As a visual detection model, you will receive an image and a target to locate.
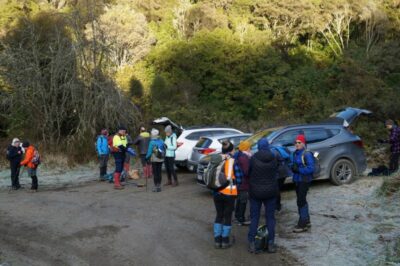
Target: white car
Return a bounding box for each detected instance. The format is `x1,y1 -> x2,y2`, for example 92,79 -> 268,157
152,117 -> 242,170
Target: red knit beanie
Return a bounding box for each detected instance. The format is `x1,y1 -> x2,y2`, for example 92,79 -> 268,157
295,134 -> 306,144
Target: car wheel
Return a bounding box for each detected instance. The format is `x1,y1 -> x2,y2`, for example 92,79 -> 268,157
175,164 -> 186,169
330,159 -> 356,186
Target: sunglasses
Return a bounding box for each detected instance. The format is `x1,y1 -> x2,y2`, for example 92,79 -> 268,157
295,141 -> 303,144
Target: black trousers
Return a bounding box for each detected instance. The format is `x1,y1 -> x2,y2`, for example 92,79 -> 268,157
31,176 -> 38,190
152,162 -> 163,186
164,157 -> 177,181
295,182 -> 310,209
214,193 -> 236,226
277,178 -> 285,209
389,153 -> 400,172
235,190 -> 248,222
10,161 -> 21,188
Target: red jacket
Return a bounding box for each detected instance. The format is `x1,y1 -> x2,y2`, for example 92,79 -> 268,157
20,146 -> 37,169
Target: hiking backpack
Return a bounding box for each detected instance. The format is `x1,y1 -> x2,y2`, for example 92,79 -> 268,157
152,141 -> 166,159
254,225 -> 269,251
299,150 -> 321,178
203,154 -> 230,190
270,146 -> 293,179
31,147 -> 41,166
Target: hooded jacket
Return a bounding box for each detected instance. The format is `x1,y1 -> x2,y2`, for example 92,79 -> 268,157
96,135 -> 110,155
249,150 -> 279,200
146,137 -> 165,163
20,145 -> 37,169
165,133 -> 177,157
134,132 -> 150,155
7,145 -> 23,164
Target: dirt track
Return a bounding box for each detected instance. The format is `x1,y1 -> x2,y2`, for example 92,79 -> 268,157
0,170 -> 299,266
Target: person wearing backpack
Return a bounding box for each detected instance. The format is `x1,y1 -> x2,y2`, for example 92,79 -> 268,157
213,141 -> 237,249
146,128 -> 165,192
6,138 -> 23,190
248,138 -> 279,254
20,141 -> 39,191
112,126 -> 128,190
96,129 -> 110,181
123,133 -> 134,179
234,140 -> 251,226
164,125 -> 178,186
291,134 -> 315,233
134,126 -> 151,179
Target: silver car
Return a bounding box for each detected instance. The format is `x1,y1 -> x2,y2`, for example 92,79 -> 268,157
188,133 -> 251,171
197,107 -> 371,186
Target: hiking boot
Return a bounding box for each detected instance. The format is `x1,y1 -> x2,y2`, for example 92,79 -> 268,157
114,185 -> 124,190
236,220 -> 251,226
248,242 -> 262,254
293,225 -> 308,233
157,187 -> 162,192
306,221 -> 312,228
214,236 -> 222,249
221,237 -> 233,249
172,180 -> 179,187
267,243 -> 277,253
164,180 -> 172,186
152,187 -> 158,192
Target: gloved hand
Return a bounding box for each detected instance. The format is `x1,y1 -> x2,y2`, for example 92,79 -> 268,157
118,145 -> 126,152
292,163 -> 299,174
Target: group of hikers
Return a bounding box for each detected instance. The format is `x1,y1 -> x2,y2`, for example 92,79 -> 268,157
209,134 -> 313,254
5,119 -> 400,255
95,125 -> 179,191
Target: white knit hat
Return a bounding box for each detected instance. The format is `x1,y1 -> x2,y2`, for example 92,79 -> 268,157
151,128 -> 159,137
12,138 -> 20,146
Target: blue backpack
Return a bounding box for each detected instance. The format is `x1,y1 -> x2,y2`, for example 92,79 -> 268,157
270,146 -> 293,179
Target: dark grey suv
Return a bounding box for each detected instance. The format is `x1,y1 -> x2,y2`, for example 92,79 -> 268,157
197,107 -> 370,186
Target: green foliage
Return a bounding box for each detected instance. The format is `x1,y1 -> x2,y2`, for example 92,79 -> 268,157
1,0 -> 400,159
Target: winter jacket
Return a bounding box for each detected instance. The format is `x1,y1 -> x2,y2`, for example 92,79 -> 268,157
134,132 -> 150,155
146,138 -> 165,163
6,145 -> 23,164
292,148 -> 315,183
236,151 -> 250,191
113,134 -> 127,159
96,135 -> 110,155
387,126 -> 400,154
249,150 -> 279,200
164,133 -> 177,158
20,145 -> 37,169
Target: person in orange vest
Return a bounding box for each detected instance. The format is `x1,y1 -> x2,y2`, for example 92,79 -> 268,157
20,141 -> 39,191
213,140 -> 237,249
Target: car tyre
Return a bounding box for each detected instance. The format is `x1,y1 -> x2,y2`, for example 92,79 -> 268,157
175,164 -> 186,170
330,159 -> 356,186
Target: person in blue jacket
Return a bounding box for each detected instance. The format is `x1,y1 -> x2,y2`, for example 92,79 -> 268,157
146,129 -> 165,192
96,129 -> 110,180
291,134 -> 314,233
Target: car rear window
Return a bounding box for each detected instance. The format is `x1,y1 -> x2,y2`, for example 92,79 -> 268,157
195,137 -> 212,148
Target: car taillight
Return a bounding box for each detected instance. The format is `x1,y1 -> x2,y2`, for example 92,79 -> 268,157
200,148 -> 216,155
177,142 -> 184,148
353,140 -> 364,148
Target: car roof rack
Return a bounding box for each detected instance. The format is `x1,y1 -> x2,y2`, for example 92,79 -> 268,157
184,125 -> 236,130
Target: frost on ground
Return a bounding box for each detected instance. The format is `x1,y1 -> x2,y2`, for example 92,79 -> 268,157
0,164 -> 99,190
277,177 -> 400,266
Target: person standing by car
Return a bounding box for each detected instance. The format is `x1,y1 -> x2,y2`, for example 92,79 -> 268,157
146,129 -> 165,192
6,138 -> 23,190
234,140 -> 251,226
96,129 -> 110,181
379,119 -> 400,174
134,126 -> 151,179
213,141 -> 237,249
20,141 -> 39,191
112,126 -> 128,190
291,134 -> 314,233
247,138 -> 279,254
164,125 -> 179,186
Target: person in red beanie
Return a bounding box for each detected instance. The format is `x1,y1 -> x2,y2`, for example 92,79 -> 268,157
291,134 -> 315,233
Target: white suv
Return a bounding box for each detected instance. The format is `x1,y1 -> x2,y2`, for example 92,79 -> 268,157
152,117 -> 242,170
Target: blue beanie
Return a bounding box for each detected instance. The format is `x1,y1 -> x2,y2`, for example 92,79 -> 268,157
257,138 -> 270,151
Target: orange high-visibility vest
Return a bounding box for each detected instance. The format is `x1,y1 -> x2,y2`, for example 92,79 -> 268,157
219,158 -> 238,196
